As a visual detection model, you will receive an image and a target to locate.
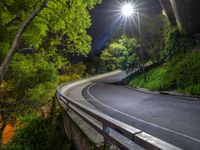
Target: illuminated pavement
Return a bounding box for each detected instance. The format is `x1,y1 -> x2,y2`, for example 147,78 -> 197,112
82,72 -> 200,150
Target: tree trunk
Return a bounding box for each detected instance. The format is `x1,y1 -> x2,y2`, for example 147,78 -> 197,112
50,95 -> 57,124
0,0 -> 49,83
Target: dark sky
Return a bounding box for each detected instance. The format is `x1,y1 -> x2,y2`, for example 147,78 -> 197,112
88,0 -> 162,54
88,0 -> 118,40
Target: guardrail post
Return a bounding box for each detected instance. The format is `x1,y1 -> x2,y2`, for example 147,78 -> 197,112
103,124 -> 110,149
56,93 -> 70,112
57,70 -> 182,150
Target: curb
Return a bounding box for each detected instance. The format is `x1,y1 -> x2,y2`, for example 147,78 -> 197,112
57,70 -> 182,150
59,70 -> 122,94
126,85 -> 200,101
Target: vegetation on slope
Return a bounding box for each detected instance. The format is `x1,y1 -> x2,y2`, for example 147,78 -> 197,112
129,65 -> 168,91
128,20 -> 200,96
128,51 -> 200,96
96,12 -> 200,96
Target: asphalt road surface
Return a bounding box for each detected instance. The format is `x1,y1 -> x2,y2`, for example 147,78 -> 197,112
82,72 -> 200,150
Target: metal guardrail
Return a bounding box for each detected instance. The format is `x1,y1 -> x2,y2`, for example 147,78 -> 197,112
57,71 -> 182,150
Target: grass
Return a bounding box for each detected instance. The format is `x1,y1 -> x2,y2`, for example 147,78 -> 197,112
177,84 -> 200,96
128,58 -> 200,96
128,65 -> 169,91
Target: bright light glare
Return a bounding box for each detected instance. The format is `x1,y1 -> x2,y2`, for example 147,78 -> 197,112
121,3 -> 134,17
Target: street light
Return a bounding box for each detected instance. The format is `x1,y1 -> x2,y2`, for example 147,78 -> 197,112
121,3 -> 134,17
121,3 -> 147,83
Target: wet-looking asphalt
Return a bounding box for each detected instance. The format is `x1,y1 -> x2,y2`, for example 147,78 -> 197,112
82,72 -> 200,150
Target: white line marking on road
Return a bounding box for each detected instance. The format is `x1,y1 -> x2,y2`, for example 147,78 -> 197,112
87,83 -> 200,143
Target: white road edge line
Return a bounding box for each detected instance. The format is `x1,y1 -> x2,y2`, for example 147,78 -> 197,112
87,83 -> 200,144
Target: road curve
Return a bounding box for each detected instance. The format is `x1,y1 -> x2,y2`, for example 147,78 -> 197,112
82,72 -> 200,150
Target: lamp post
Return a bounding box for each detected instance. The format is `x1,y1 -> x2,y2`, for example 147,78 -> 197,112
121,3 -> 147,83
136,10 -> 147,83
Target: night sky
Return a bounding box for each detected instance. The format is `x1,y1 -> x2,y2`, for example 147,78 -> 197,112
88,0 -> 162,54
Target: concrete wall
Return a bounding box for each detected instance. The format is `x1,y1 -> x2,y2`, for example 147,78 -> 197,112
159,0 -> 200,35
62,111 -> 104,150
159,0 -> 177,26
170,0 -> 200,34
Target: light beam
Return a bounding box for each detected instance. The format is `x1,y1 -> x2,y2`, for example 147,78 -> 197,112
121,3 -> 135,17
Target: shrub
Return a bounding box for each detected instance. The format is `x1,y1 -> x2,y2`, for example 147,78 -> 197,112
162,22 -> 194,59
129,66 -> 170,90
6,53 -> 59,110
59,74 -> 81,83
1,116 -> 72,150
167,52 -> 200,90
128,51 -> 200,96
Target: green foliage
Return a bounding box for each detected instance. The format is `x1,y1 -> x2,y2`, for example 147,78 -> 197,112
0,43 -> 10,63
180,84 -> 200,96
59,74 -> 81,83
166,52 -> 200,91
1,116 -> 72,150
64,63 -> 86,76
59,62 -> 86,83
0,0 -> 102,147
162,21 -> 194,59
0,0 -> 102,69
0,0 -> 40,62
128,51 -> 200,96
7,53 -> 58,109
100,35 -> 139,72
128,17 -> 199,95
129,66 -> 169,90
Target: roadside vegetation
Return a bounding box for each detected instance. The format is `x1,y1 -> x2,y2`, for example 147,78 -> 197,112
0,0 -> 101,149
96,14 -> 200,96
1,111 -> 73,150
128,19 -> 200,96
1,0 -> 200,149
99,35 -> 139,72
129,51 -> 200,96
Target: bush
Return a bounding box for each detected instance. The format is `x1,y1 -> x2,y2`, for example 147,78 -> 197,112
59,74 -> 81,83
162,22 -> 194,59
128,51 -> 200,96
7,53 -> 58,104
177,84 -> 200,96
59,63 -> 86,83
127,18 -> 199,96
129,66 -> 170,90
186,84 -> 200,95
167,52 -> 200,93
1,116 -> 72,150
99,35 -> 139,72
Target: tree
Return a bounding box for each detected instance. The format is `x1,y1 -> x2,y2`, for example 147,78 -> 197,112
0,0 -> 102,83
0,0 -> 49,82
7,53 -> 58,108
0,0 -> 102,143
100,35 -> 139,72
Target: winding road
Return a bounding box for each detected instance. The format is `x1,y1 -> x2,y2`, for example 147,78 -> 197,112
82,72 -> 200,150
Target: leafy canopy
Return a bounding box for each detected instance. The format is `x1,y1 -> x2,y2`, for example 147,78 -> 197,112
100,35 -> 139,72
7,53 -> 58,109
0,0 -> 102,113
0,0 -> 102,64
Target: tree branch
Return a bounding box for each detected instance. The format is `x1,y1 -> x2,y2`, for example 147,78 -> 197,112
31,0 -> 42,9
0,0 -> 50,83
45,6 -> 68,25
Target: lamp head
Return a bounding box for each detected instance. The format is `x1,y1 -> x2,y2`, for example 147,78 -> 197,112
121,3 -> 135,17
